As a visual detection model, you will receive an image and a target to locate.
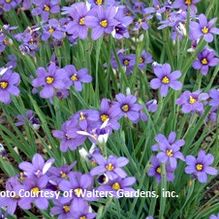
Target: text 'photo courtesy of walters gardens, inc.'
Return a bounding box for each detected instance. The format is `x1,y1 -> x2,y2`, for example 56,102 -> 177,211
0,0 -> 219,219
0,188 -> 179,199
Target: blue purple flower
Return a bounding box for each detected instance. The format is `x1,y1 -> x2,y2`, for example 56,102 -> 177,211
90,154 -> 129,180
88,0 -> 115,7
138,50 -> 153,70
185,150 -> 217,183
112,93 -> 142,122
0,0 -> 20,12
147,156 -> 175,183
51,199 -> 74,219
65,3 -> 90,39
0,177 -> 23,215
59,172 -> 94,203
19,153 -> 54,178
41,19 -> 65,41
98,98 -> 120,130
85,6 -> 118,40
32,0 -> 60,21
176,90 -> 209,113
0,69 -> 20,104
172,0 -> 200,14
32,63 -> 66,99
97,176 -> 136,198
113,6 -> 133,39
150,64 -> 182,97
64,65 -> 92,92
52,120 -> 86,152
209,213 -> 219,219
146,99 -> 158,112
48,162 -> 76,184
209,89 -> 219,109
19,176 -> 50,210
190,14 -> 219,42
192,48 -> 219,75
15,110 -> 40,130
152,132 -> 185,169
71,199 -> 96,219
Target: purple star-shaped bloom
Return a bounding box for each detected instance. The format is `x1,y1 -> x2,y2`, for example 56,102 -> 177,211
150,63 -> 182,97
32,63 -> 67,99
185,150 -> 217,183
85,6 -> 118,40
111,93 -> 142,122
192,48 -> 219,75
90,154 -> 129,180
190,14 -> 219,42
176,90 -> 209,113
0,69 -> 20,104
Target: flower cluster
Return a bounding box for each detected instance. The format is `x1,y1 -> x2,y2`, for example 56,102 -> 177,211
32,62 -> 92,99
15,26 -> 41,56
0,0 -> 218,218
53,93 -> 157,152
148,132 -> 185,182
0,152 -> 135,216
111,49 -> 153,75
176,88 -> 219,119
148,132 -> 217,183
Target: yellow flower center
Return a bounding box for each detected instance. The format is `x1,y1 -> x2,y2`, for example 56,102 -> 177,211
80,216 -> 87,219
100,114 -> 109,122
162,76 -> 170,84
201,58 -> 208,65
60,171 -> 68,179
112,182 -> 121,191
0,81 -> 9,89
31,187 -> 40,195
122,104 -> 129,112
100,19 -> 108,28
123,59 -> 130,66
74,188 -> 83,197
96,0 -> 103,5
45,76 -> 54,84
79,17 -> 85,25
196,163 -> 203,171
71,74 -> 78,81
79,112 -> 86,120
43,4 -> 50,12
189,96 -> 197,104
139,57 -> 144,64
106,163 -> 114,171
156,166 -> 161,174
63,205 -> 70,213
202,26 -> 209,34
49,27 -> 55,34
166,149 -> 173,157
185,0 -> 192,5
